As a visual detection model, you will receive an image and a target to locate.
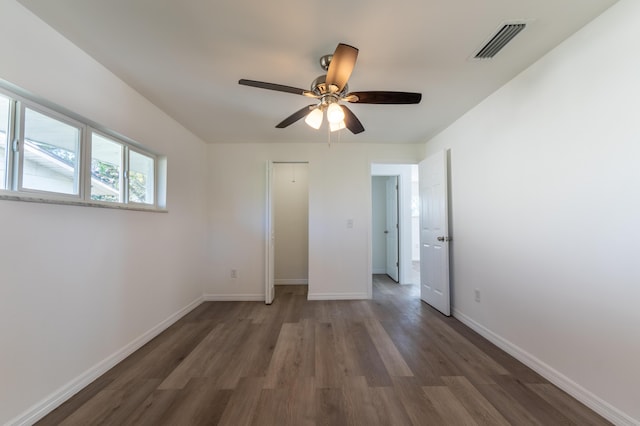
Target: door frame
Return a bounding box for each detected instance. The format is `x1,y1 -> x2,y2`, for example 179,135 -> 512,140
385,176 -> 400,282
265,160 -> 310,304
370,163 -> 416,290
265,161 -> 274,304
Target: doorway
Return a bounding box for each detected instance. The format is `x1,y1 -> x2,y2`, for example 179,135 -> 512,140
268,162 -> 309,303
371,164 -> 420,286
372,175 -> 399,281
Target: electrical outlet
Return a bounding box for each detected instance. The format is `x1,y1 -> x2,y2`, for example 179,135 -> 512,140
475,289 -> 481,303
231,269 -> 238,279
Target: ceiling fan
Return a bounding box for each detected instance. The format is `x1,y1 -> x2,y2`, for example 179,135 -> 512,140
238,43 -> 422,134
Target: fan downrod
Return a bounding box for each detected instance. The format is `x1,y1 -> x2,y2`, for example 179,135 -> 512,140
319,54 -> 333,71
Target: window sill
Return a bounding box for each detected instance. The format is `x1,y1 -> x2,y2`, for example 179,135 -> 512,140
0,193 -> 168,213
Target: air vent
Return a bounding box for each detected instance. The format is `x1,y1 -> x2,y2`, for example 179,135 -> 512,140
474,23 -> 526,59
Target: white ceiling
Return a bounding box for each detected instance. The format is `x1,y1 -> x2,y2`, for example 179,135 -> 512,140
18,0 -> 617,144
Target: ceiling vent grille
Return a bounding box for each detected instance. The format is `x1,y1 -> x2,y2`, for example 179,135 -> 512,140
474,23 -> 526,59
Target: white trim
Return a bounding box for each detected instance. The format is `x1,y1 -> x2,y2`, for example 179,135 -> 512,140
203,293 -> 264,301
307,292 -> 370,300
0,192 -> 168,212
7,296 -> 204,426
265,160 -> 274,305
275,279 -> 308,285
452,308 -> 638,426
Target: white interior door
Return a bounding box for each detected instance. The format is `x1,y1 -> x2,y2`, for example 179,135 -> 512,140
265,161 -> 275,304
419,151 -> 450,316
385,176 -> 399,282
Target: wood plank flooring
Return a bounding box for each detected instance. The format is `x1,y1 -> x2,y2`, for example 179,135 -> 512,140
37,276 -> 611,425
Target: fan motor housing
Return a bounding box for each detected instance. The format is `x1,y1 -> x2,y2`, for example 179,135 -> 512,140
311,75 -> 348,97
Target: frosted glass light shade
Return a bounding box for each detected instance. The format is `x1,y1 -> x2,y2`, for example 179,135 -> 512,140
330,120 -> 346,132
304,108 -> 323,129
326,103 -> 345,124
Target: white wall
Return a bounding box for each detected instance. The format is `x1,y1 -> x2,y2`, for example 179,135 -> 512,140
273,163 -> 308,284
423,0 -> 640,423
206,142 -> 421,300
371,176 -> 387,273
0,1 -> 208,424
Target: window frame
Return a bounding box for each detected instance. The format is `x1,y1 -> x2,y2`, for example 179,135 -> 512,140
17,100 -> 85,199
88,129 -> 126,205
0,91 -> 15,191
0,83 -> 165,212
126,146 -> 157,206
88,130 -> 158,207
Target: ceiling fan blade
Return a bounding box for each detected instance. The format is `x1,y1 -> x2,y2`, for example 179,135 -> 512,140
325,43 -> 359,93
239,79 -> 316,97
344,91 -> 422,104
275,105 -> 317,128
340,105 -> 365,134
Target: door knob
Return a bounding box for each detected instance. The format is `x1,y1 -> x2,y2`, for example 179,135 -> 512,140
437,236 -> 452,242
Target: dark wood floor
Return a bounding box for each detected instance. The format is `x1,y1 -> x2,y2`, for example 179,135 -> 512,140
37,276 -> 611,425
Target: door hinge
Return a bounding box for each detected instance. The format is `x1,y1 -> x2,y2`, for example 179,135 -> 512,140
396,262 -> 399,267
12,138 -> 19,152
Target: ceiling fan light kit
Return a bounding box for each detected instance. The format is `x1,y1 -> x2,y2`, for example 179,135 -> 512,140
304,108 -> 323,129
239,43 -> 422,135
326,102 -> 345,124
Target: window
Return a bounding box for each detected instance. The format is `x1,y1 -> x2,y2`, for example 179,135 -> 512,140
0,84 -> 163,210
128,150 -> 155,205
90,132 -> 156,205
0,95 -> 9,190
91,132 -> 123,202
21,107 -> 81,195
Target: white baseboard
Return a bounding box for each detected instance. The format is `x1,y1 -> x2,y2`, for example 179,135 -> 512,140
203,293 -> 263,301
275,279 -> 308,285
8,296 -> 204,426
452,308 -> 637,426
307,292 -> 370,300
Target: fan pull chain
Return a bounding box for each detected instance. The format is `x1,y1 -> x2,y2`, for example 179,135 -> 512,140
326,123 -> 345,147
